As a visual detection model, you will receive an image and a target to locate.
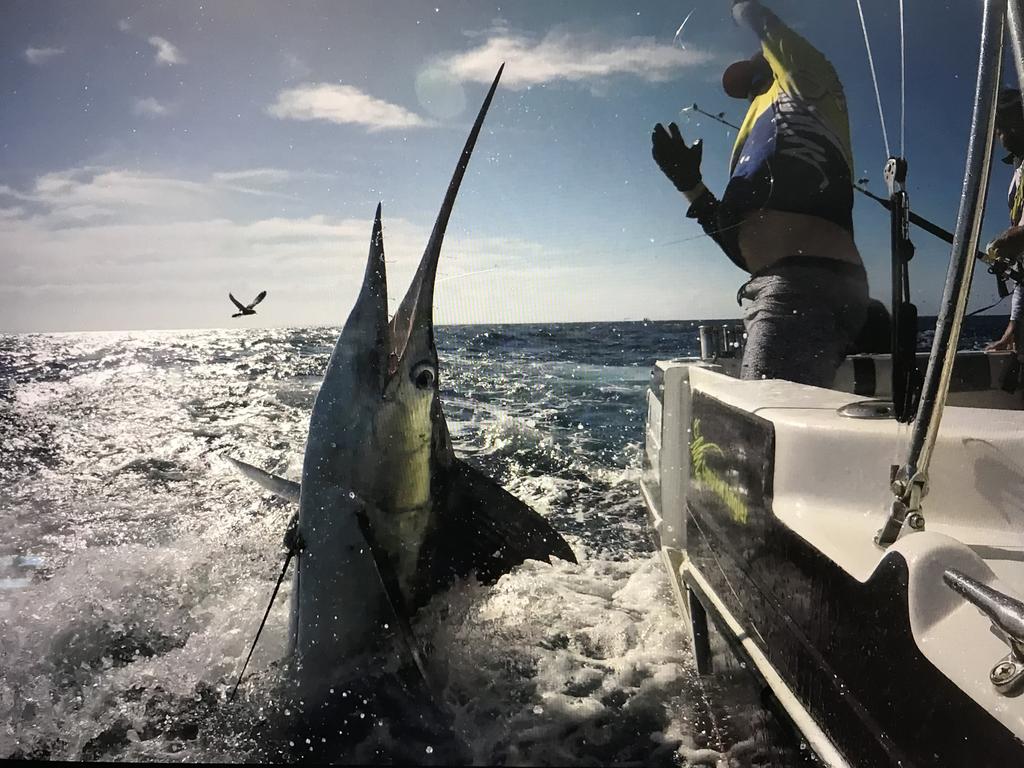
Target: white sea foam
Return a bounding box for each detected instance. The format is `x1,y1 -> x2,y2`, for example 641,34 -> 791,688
0,328 -> 803,764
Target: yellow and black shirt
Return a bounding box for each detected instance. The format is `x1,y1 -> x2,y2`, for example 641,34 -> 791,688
688,4 -> 855,271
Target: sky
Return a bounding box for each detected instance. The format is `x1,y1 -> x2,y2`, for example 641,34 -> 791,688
0,0 -> 1011,332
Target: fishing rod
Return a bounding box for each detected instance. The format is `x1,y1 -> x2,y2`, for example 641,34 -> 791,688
681,102 -> 1007,278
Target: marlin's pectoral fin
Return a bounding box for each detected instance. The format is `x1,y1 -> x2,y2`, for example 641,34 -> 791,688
354,508 -> 433,691
430,459 -> 577,587
226,456 -> 301,503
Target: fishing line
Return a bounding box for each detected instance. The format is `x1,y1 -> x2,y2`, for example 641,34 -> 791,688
854,0 -> 892,159
566,219 -> 751,265
438,267 -> 500,284
230,549 -> 295,700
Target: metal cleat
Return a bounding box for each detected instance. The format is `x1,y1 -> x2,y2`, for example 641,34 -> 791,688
943,569 -> 1024,695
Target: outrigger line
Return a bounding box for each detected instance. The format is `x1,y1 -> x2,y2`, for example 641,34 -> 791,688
854,0 -> 895,158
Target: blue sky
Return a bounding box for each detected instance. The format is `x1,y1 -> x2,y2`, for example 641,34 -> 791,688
0,0 -> 1007,332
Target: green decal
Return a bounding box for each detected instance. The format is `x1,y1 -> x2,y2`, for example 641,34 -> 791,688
690,419 -> 748,525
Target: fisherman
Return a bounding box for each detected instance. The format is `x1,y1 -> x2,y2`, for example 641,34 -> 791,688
985,88 -> 1024,357
651,0 -> 869,386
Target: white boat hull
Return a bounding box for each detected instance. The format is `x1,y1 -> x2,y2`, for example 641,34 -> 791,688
641,353 -> 1024,766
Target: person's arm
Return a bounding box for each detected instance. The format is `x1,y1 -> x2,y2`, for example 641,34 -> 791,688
988,225 -> 1024,263
652,122 -> 745,269
684,189 -> 745,271
732,1 -> 838,102
987,282 -> 1023,350
985,226 -> 1024,350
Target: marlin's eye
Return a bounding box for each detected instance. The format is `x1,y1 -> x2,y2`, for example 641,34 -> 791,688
411,363 -> 436,390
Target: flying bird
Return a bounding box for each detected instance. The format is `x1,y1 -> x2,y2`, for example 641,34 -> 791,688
229,290 -> 266,318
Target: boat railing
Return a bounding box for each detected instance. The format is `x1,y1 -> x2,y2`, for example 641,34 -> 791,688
877,0 -> 1010,546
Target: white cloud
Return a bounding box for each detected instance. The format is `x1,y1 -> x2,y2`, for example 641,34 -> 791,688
25,47 -> 65,65
0,184 -> 37,202
133,97 -> 168,117
0,165 -> 559,331
212,168 -> 293,185
117,18 -> 132,33
436,31 -> 713,90
267,83 -> 431,131
148,36 -> 184,66
209,168 -> 345,200
25,167 -> 217,224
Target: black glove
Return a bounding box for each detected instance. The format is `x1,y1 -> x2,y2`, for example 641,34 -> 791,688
652,122 -> 703,194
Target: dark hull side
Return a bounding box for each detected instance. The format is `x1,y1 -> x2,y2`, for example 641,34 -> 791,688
688,391 -> 1024,767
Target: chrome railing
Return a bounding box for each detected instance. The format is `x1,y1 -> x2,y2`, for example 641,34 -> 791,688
877,0 -> 1008,546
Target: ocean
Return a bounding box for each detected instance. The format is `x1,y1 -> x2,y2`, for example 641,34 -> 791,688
0,317 -> 1008,764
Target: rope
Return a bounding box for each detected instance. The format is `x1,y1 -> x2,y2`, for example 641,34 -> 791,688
855,0 -> 892,158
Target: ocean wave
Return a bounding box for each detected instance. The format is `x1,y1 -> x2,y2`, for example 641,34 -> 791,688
0,324 -> 812,764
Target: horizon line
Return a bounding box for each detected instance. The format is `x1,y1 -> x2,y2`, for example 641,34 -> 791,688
0,312 -> 1008,337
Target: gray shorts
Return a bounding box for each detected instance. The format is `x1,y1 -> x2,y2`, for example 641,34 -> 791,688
738,257 -> 869,387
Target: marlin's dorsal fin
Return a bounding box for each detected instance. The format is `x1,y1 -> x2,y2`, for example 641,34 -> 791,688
421,459 -> 577,598
226,456 -> 301,503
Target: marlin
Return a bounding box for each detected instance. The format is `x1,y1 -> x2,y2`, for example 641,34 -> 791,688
228,65 -> 575,704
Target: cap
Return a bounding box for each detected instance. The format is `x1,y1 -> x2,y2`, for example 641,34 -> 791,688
722,60 -> 756,99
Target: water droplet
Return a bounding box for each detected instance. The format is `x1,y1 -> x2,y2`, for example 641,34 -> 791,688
426,746 -> 434,754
